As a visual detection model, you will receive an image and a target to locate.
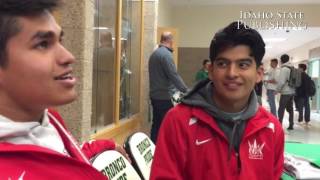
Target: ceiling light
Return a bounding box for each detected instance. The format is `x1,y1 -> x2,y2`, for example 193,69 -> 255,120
265,45 -> 273,49
111,37 -> 127,41
93,27 -> 109,30
264,38 -> 287,42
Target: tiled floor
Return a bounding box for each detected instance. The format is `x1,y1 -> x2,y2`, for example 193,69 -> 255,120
282,110 -> 320,144
262,97 -> 320,144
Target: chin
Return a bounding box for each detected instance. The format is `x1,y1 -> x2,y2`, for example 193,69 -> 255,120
67,93 -> 77,103
222,93 -> 244,101
64,96 -> 77,104
57,92 -> 77,105
224,96 -> 240,101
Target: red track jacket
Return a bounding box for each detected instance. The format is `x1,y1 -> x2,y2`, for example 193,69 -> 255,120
0,109 -> 114,180
151,105 -> 284,180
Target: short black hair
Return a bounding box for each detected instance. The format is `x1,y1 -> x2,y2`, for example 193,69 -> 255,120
0,0 -> 61,67
209,21 -> 265,67
298,63 -> 307,71
280,54 -> 290,64
271,58 -> 278,64
202,59 -> 210,66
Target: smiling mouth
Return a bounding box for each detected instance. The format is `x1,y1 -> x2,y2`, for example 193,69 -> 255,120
224,83 -> 241,89
54,73 -> 73,80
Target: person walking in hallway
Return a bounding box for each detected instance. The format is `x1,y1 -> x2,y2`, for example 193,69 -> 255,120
296,64 -> 311,126
148,31 -> 188,143
277,54 -> 295,130
264,58 -> 279,117
150,22 -> 284,180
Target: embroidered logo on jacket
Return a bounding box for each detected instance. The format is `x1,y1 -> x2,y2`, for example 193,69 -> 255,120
8,171 -> 26,180
195,138 -> 212,146
267,122 -> 275,133
189,117 -> 197,125
248,139 -> 265,160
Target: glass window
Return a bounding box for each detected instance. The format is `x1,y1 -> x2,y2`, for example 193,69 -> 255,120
120,0 -> 141,119
310,60 -> 319,78
92,0 -> 117,131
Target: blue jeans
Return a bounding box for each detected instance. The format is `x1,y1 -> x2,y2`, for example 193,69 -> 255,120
267,89 -> 277,117
150,99 -> 173,143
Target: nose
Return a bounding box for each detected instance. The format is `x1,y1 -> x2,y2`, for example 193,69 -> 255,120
57,44 -> 76,66
226,63 -> 238,79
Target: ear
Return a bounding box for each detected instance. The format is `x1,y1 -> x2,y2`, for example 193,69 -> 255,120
208,63 -> 214,80
0,65 -> 6,86
256,65 -> 264,83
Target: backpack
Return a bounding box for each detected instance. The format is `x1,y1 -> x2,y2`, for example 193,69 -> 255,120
284,66 -> 302,88
296,72 -> 316,97
305,75 -> 316,97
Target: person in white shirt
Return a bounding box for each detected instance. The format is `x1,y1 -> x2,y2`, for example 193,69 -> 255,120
264,58 -> 279,117
276,54 -> 295,130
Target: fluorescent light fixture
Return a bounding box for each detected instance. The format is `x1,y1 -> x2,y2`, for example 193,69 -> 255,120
264,38 -> 286,42
265,45 -> 273,49
93,27 -> 109,30
112,37 -> 127,41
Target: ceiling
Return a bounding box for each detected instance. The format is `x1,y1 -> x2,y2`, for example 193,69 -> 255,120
170,0 -> 320,6
259,27 -> 320,61
167,0 -> 320,61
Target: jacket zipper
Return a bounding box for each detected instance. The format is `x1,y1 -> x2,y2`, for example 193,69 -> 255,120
235,152 -> 241,173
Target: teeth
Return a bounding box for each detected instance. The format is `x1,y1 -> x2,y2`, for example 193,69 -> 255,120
55,73 -> 72,80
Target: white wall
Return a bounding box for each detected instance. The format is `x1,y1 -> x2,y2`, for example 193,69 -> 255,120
172,4 -> 320,47
287,38 -> 320,63
158,0 -> 173,27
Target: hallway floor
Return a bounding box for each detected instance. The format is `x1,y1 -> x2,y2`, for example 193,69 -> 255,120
262,97 -> 320,144
143,96 -> 320,145
281,110 -> 320,144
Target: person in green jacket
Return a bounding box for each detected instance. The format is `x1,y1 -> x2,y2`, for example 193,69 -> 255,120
195,59 -> 211,82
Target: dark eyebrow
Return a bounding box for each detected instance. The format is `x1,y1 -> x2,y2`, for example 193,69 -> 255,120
215,57 -> 229,61
31,30 -> 64,41
238,58 -> 253,62
215,57 -> 253,62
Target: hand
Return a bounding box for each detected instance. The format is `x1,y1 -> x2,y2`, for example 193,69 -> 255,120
115,144 -> 132,164
268,79 -> 277,84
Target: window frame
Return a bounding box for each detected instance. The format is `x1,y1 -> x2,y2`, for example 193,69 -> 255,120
91,0 -> 144,141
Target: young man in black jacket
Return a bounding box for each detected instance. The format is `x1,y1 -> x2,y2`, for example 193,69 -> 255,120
296,64 -> 311,126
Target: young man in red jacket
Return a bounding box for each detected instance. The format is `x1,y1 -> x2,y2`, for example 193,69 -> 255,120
0,0 -> 127,179
150,22 -> 284,180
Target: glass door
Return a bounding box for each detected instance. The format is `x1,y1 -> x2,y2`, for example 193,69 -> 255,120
308,59 -> 320,112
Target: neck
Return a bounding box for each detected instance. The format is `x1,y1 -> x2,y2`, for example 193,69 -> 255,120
0,107 -> 43,122
161,43 -> 171,49
212,93 -> 249,113
0,95 -> 44,122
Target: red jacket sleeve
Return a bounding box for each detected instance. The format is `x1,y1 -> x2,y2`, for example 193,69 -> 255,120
81,139 -> 116,160
274,122 -> 285,179
48,108 -> 116,160
150,107 -> 187,180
